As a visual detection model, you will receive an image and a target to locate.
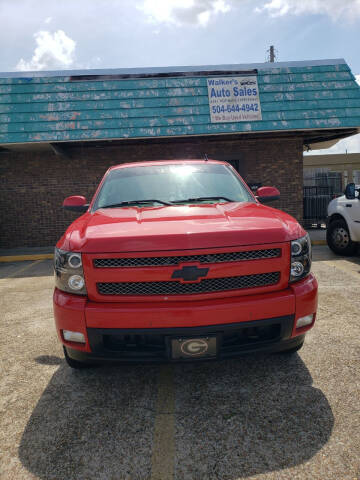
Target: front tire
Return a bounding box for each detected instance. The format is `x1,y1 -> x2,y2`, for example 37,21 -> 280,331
63,346 -> 94,369
278,340 -> 304,355
327,219 -> 357,256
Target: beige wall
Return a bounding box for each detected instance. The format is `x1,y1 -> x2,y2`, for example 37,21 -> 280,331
304,153 -> 360,186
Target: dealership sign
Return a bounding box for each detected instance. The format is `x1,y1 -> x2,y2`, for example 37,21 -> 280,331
207,76 -> 262,123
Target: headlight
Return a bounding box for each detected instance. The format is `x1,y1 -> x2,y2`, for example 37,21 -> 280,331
54,248 -> 87,295
289,234 -> 312,283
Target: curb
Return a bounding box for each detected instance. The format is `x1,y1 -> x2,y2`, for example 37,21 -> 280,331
0,254 -> 53,262
311,240 -> 327,246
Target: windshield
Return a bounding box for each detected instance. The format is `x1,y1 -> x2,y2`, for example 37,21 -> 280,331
93,163 -> 254,210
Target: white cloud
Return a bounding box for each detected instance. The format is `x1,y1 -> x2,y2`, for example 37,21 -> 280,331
15,30 -> 76,71
305,133 -> 360,155
44,16 -> 52,24
138,0 -> 231,27
138,0 -> 360,27
258,0 -> 360,20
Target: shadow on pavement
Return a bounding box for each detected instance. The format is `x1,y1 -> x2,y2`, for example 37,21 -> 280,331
19,352 -> 333,480
34,355 -> 63,366
19,361 -> 159,480
173,353 -> 334,479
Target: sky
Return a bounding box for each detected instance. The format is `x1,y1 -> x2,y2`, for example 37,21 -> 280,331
1,0 -> 360,154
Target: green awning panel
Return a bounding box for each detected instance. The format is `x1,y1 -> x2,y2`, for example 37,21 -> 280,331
0,59 -> 359,144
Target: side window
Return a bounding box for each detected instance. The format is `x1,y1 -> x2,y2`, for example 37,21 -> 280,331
352,170 -> 360,188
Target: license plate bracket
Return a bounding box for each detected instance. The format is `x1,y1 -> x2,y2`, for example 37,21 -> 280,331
170,335 -> 218,360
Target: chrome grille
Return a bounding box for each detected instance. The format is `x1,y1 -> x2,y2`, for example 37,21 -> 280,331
97,272 -> 280,296
94,248 -> 281,268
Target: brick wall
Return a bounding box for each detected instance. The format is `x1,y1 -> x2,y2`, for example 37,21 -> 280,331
0,137 -> 303,248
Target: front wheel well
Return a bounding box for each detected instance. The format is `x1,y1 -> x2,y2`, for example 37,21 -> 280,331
328,213 -> 346,225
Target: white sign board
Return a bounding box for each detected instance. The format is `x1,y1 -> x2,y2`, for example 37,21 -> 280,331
207,76 -> 262,123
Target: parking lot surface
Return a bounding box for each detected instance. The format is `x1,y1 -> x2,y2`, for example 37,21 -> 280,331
0,246 -> 359,480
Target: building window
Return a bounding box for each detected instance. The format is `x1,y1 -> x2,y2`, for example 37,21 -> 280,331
353,170 -> 360,185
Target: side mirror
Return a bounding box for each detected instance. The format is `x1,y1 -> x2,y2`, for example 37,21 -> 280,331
63,196 -> 89,213
256,186 -> 280,204
344,183 -> 356,200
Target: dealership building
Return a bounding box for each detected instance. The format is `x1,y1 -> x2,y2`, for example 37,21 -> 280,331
0,58 -> 359,248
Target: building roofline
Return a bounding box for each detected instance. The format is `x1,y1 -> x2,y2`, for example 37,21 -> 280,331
0,58 -> 347,79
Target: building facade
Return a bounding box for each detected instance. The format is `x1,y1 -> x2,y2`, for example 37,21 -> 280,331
304,152 -> 360,190
0,59 -> 359,247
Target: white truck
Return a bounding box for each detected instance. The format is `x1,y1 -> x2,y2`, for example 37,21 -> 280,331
327,183 -> 360,255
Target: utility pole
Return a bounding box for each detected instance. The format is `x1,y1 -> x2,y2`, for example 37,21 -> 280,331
266,45 -> 277,63
269,45 -> 275,62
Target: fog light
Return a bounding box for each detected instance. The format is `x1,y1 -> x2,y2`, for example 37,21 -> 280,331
296,314 -> 314,329
63,330 -> 85,343
291,261 -> 304,277
68,274 -> 85,290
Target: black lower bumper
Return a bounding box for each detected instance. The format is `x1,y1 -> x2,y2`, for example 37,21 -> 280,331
66,315 -> 305,364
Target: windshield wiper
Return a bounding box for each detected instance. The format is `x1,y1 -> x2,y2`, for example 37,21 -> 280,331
171,196 -> 234,204
100,199 -> 173,208
100,197 -> 234,208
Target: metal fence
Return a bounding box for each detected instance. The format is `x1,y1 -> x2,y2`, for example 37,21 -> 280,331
303,186 -> 334,226
303,170 -> 343,227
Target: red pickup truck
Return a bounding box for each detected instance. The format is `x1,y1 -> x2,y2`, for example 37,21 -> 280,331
53,160 -> 317,368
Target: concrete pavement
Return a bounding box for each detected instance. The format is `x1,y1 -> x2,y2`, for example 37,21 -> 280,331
0,246 -> 359,479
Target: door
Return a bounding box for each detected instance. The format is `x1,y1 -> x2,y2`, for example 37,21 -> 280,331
341,194 -> 360,241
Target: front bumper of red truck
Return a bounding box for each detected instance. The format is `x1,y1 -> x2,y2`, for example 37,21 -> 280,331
53,273 -> 318,363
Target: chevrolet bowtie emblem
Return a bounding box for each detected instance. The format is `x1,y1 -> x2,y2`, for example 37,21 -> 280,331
171,265 -> 209,282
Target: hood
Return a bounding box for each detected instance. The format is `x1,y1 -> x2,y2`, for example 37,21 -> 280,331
62,202 -> 305,253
